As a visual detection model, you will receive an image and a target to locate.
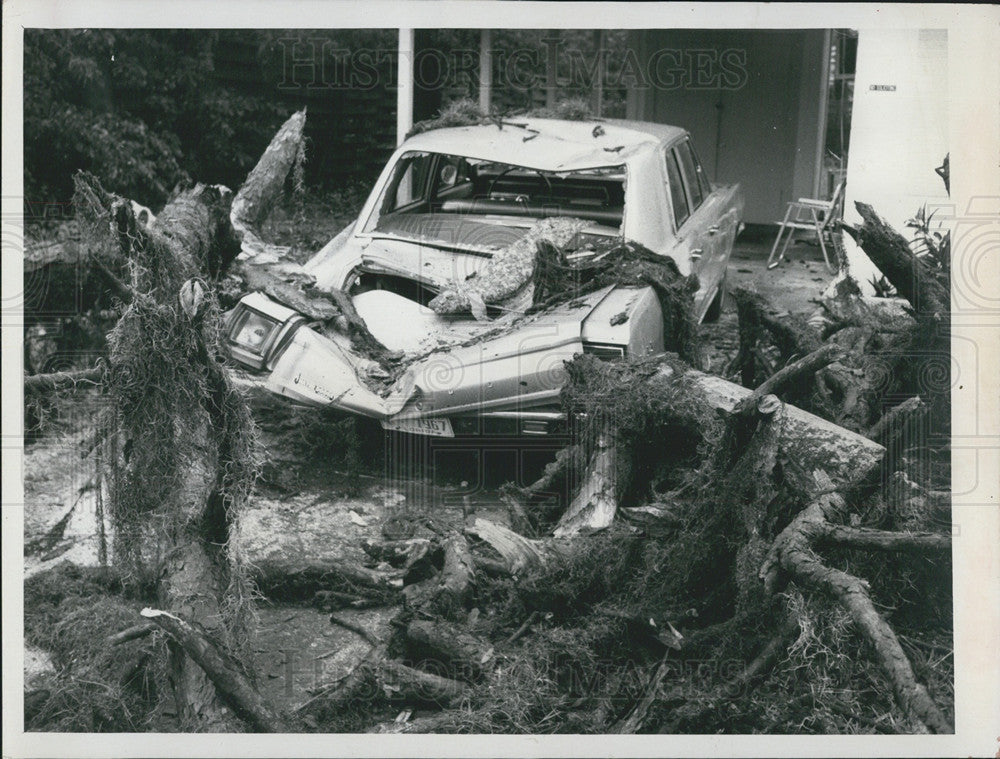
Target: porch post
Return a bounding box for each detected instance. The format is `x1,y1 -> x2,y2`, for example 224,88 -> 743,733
397,28 -> 415,145
479,29 -> 493,113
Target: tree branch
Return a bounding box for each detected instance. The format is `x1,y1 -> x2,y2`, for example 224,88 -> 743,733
140,608 -> 290,732
734,344 -> 841,417
818,524 -> 950,554
24,367 -> 103,394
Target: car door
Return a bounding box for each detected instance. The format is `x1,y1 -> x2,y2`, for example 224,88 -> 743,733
675,138 -> 733,307
662,139 -> 716,317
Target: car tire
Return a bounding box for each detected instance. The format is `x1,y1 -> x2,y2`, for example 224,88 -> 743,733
702,273 -> 728,323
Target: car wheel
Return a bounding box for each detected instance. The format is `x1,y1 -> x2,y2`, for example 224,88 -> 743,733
702,273 -> 728,323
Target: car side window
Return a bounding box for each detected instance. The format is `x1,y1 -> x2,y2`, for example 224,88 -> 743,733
665,149 -> 690,229
674,141 -> 704,212
686,140 -> 713,198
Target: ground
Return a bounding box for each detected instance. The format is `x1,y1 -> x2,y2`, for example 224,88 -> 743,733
701,229 -> 837,374
21,218 -> 847,731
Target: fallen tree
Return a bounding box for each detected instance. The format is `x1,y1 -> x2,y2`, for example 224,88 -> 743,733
74,172 -> 254,730
411,275 -> 950,733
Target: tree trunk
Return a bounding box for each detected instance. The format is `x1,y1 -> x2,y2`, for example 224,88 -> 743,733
77,172 -> 254,730
850,202 -> 949,324
657,362 -> 885,491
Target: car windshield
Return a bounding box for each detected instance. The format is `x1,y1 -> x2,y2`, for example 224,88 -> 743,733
364,151 -> 626,252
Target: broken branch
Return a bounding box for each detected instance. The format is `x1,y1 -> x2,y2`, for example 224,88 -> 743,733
734,343 -> 841,417
405,619 -> 494,681
24,367 -> 103,394
106,622 -> 156,646
140,608 -> 289,732
867,396 -> 927,447
817,525 -> 950,554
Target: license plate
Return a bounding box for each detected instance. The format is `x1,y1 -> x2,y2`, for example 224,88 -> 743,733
381,416 -> 454,437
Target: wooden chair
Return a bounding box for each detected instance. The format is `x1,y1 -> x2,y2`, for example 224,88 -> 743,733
767,180 -> 845,272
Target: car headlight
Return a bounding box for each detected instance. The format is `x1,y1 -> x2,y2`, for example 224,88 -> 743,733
225,293 -> 305,371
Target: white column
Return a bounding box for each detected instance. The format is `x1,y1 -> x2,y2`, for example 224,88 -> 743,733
397,28 -> 415,146
813,29 -> 833,199
591,29 -> 604,116
545,30 -> 559,108
479,29 -> 492,113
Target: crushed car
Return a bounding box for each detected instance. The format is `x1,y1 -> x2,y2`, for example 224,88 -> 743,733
225,117 -> 744,438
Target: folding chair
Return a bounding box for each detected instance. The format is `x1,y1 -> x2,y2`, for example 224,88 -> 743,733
766,180 -> 845,272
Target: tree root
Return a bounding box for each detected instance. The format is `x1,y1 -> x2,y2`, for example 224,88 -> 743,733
329,613 -> 384,647
759,471 -> 951,734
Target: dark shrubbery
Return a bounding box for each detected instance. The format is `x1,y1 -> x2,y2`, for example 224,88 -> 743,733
24,30 -> 288,209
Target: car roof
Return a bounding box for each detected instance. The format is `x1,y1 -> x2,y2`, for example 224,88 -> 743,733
400,118 -> 687,172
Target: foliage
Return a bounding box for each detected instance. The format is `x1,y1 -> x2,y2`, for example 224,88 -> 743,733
407,95 -> 608,140
533,239 -> 703,366
23,564 -> 167,732
25,30 -> 288,208
905,205 -> 950,281
24,28 -> 633,209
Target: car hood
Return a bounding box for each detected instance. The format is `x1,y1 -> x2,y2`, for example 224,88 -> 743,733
264,282 -> 654,421
305,234 -> 498,297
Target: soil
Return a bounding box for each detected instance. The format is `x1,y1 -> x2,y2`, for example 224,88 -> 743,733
251,603 -> 398,717
700,231 -> 836,374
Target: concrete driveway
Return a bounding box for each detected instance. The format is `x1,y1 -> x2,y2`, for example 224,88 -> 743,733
700,228 -> 837,374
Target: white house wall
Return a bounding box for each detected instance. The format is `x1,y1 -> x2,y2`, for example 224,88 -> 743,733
844,29 -> 950,233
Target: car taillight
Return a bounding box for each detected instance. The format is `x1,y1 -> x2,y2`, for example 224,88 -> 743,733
582,342 -> 626,361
